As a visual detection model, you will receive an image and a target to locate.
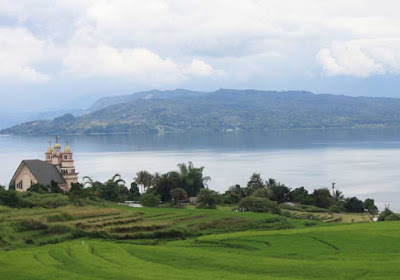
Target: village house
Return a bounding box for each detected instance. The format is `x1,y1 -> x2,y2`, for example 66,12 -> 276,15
9,136 -> 78,191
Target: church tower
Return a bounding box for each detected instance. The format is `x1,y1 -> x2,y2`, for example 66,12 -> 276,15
44,136 -> 79,191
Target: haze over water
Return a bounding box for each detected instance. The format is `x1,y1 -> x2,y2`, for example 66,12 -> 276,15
1,128 -> 400,211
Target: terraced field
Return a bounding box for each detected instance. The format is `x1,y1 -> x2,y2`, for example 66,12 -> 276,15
0,205 -> 307,250
1,205 -> 398,279
1,221 -> 399,279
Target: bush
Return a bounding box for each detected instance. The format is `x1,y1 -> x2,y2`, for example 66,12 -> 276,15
19,218 -> 48,231
238,197 -> 280,214
251,188 -> 270,199
329,205 -> 341,213
196,189 -> 219,209
378,207 -> 394,221
19,193 -> 69,208
385,213 -> 400,221
0,190 -> 20,207
140,193 -> 160,207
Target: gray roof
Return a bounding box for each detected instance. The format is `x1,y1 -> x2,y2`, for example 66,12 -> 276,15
10,160 -> 66,187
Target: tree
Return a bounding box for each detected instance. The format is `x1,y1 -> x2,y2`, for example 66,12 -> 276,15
134,170 -> 154,193
378,206 -> 393,221
196,189 -> 219,209
222,185 -> 245,204
128,182 -> 141,201
343,197 -> 364,213
27,183 -> 49,194
290,187 -> 310,204
238,197 -> 280,214
154,171 -> 182,202
140,192 -> 160,207
102,174 -> 129,202
311,188 -> 332,208
245,173 -> 265,196
364,198 -> 378,215
267,181 -> 291,203
251,188 -> 270,199
178,162 -> 210,197
170,188 -> 187,207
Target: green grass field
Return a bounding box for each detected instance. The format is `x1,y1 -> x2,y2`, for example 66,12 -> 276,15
0,205 -> 399,279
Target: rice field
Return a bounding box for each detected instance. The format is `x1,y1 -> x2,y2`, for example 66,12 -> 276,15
0,205 -> 398,279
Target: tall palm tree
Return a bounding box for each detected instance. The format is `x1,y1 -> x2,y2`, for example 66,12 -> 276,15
107,173 -> 126,186
134,170 -> 153,193
82,176 -> 94,188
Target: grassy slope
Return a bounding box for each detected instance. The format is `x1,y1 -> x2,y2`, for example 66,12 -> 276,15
0,205 -> 398,279
1,222 -> 399,279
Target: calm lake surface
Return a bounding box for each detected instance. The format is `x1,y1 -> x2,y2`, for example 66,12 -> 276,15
1,128 -> 400,211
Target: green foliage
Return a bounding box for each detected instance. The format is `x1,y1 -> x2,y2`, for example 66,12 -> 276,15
364,198 -> 378,215
385,213 -> 400,221
343,197 -> 364,213
128,182 -> 141,201
251,188 -> 270,199
222,185 -> 245,204
27,183 -> 50,194
246,173 -> 264,195
178,162 -> 210,197
266,180 -> 291,203
378,207 -> 394,221
153,171 -> 181,202
140,193 -> 161,207
170,188 -> 187,207
196,189 -> 219,209
290,187 -> 310,204
239,197 -> 280,214
19,192 -> 69,208
0,190 -> 20,207
311,188 -> 332,209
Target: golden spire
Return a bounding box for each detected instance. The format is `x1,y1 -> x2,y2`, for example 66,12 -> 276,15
47,140 -> 53,153
64,140 -> 71,153
54,135 -> 61,149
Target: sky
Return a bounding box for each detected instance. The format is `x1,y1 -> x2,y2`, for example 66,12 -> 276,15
1,0 -> 400,113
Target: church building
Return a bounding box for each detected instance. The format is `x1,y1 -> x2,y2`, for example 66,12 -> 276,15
9,137 -> 79,191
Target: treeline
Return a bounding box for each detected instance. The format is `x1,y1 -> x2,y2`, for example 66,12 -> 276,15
1,162 -> 399,220
220,173 -> 382,215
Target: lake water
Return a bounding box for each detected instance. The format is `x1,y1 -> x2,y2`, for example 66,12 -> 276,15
1,128 -> 400,211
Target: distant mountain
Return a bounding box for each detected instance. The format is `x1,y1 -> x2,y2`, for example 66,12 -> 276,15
88,89 -> 207,112
0,109 -> 86,130
3,89 -> 400,135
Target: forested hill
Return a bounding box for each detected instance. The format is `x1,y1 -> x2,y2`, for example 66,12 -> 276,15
3,89 -> 400,135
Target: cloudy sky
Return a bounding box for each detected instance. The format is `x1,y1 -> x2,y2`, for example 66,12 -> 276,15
1,0 -> 400,113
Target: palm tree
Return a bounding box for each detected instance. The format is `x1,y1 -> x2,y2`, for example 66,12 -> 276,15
82,176 -> 94,188
107,173 -> 126,186
134,170 -> 153,193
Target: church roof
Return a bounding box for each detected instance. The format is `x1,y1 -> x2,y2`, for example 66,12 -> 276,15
9,160 -> 66,187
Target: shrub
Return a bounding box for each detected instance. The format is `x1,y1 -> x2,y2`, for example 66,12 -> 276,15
378,207 -> 394,221
196,189 -> 219,209
0,190 -> 20,207
251,188 -> 270,199
19,218 -> 48,231
140,193 -> 161,207
19,193 -> 69,208
238,197 -> 280,214
329,205 -> 341,213
385,213 -> 400,221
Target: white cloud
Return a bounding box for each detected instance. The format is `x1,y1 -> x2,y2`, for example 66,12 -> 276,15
317,39 -> 400,77
2,0 -> 400,87
184,59 -> 221,76
62,45 -> 221,85
63,46 -> 184,84
0,27 -> 50,83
